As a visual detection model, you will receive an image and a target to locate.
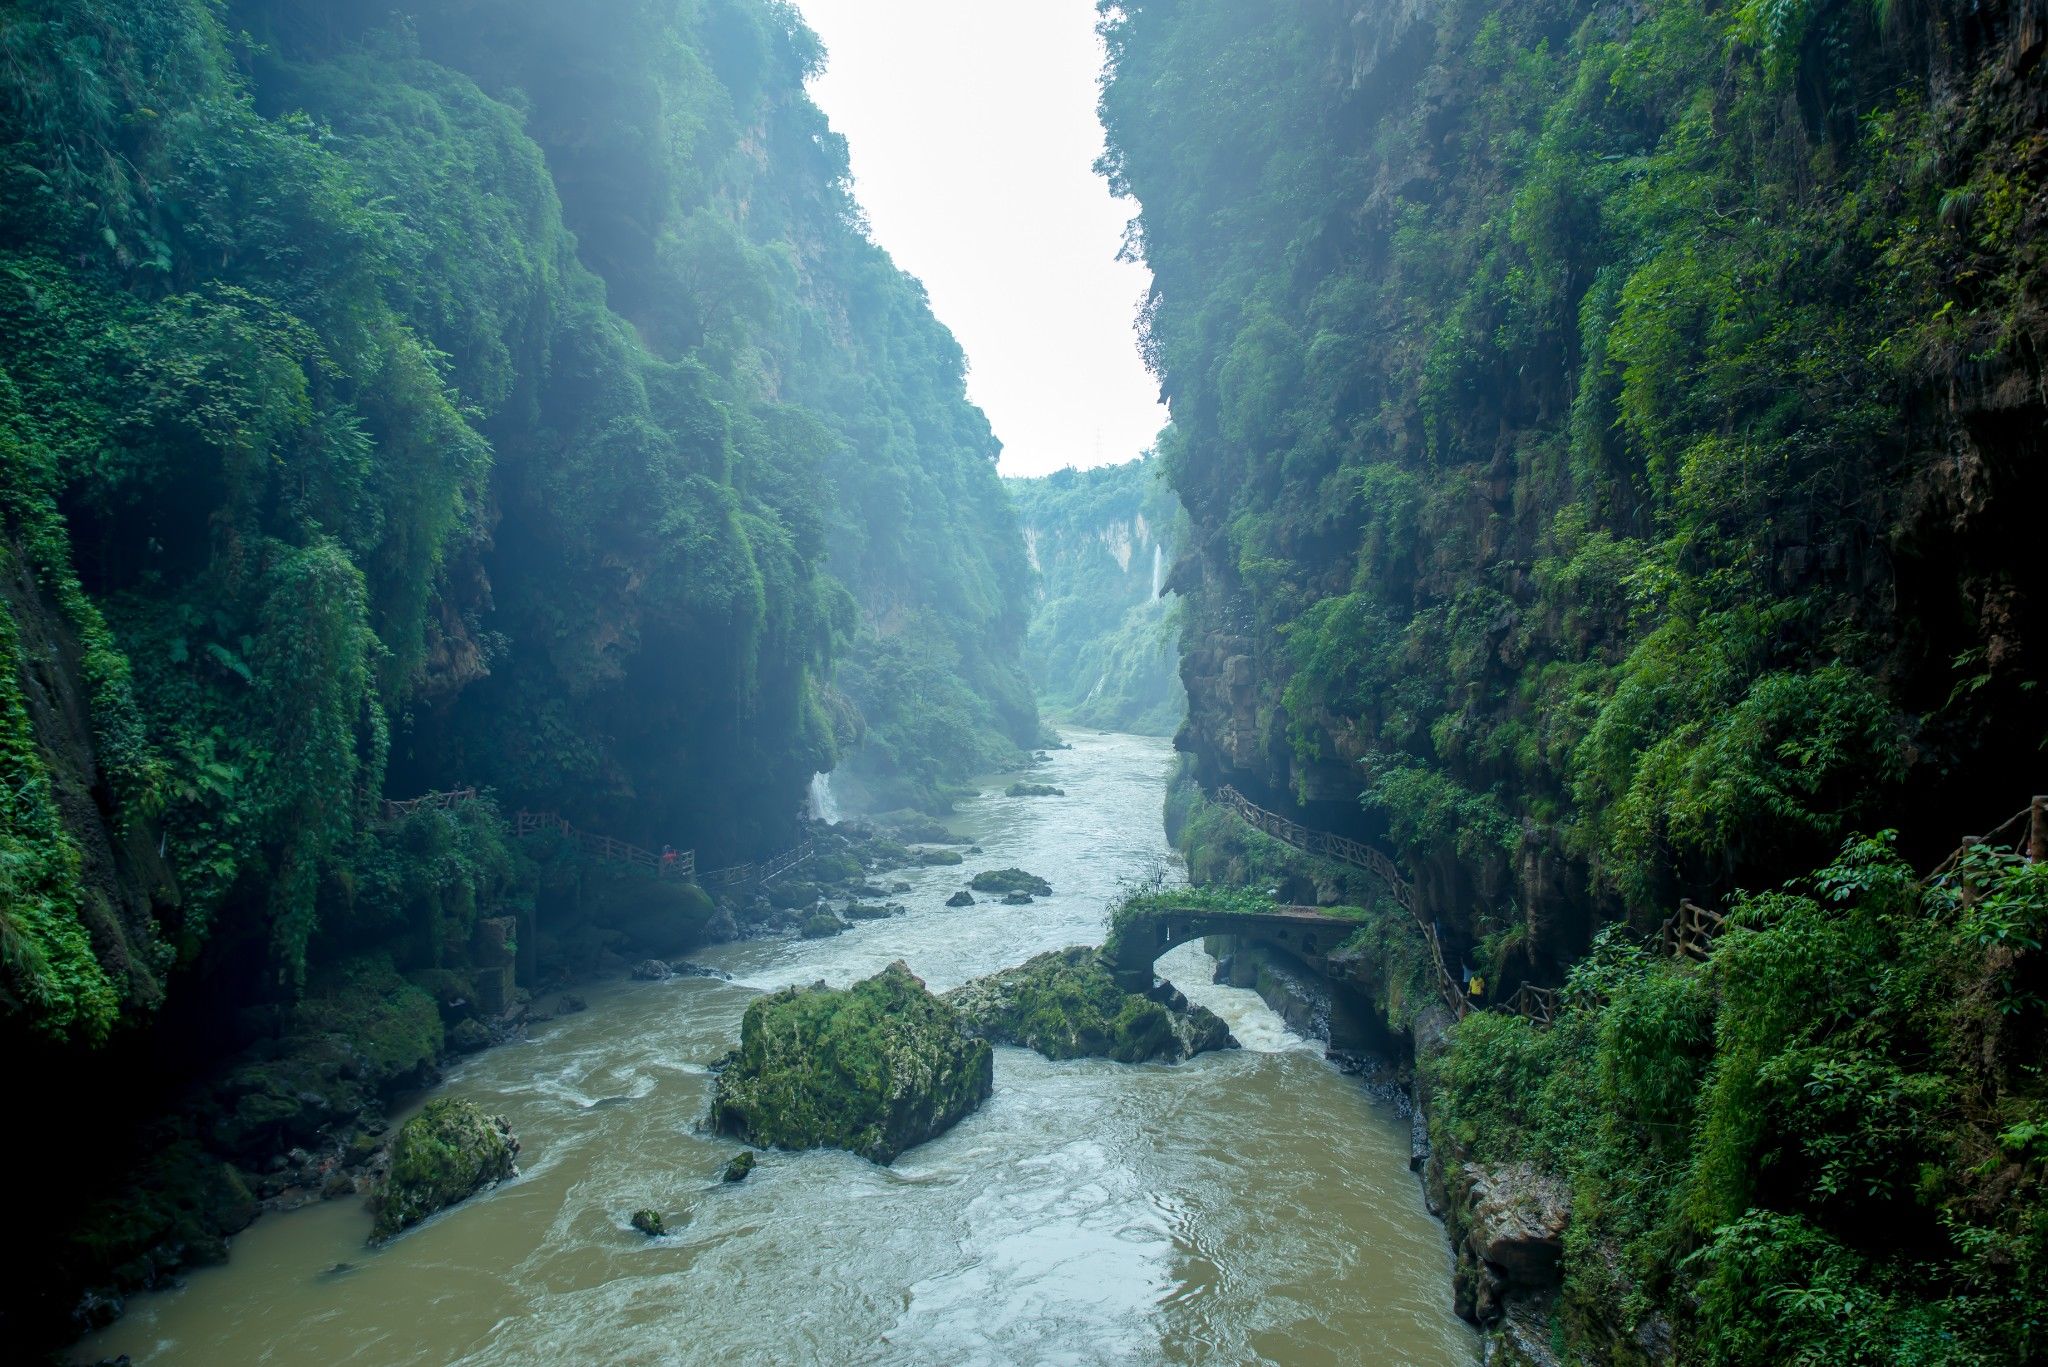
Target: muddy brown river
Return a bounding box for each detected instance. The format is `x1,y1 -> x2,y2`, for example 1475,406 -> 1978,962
81,730 -> 1475,1366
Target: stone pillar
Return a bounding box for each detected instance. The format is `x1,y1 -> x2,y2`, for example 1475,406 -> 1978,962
472,915 -> 518,1015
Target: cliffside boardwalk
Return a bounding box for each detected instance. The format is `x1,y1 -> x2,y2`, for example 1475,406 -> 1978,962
374,786 -> 478,825
1217,784 -> 2048,1027
1213,784 -> 1477,1020
701,837 -> 816,890
511,810 -> 696,881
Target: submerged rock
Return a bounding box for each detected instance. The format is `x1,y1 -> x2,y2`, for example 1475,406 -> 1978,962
722,1151 -> 756,1183
630,1208 -> 666,1237
945,890 -> 976,907
1004,782 -> 1065,797
711,962 -> 993,1165
945,947 -> 1236,1064
1000,890 -> 1034,905
969,868 -> 1052,897
368,1099 -> 519,1242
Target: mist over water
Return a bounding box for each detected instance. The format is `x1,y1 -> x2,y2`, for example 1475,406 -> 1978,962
82,732 -> 1473,1366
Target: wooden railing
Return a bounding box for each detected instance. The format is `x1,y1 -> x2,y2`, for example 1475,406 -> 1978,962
1216,785 -> 1415,911
1500,983 -> 1559,1027
512,810 -> 695,880
1658,898 -> 1725,963
700,836 -> 815,890
376,786 -> 477,824
1926,795 -> 2048,883
1213,784 -> 1474,1014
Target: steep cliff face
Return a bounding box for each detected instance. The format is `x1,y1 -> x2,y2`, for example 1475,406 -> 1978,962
0,0 -> 1032,1042
0,1 -> 1032,1341
1103,0 -> 2048,972
1110,4 -> 2048,1358
1006,456 -> 1186,735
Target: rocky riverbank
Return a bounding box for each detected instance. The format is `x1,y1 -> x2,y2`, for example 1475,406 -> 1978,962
40,815 -> 983,1348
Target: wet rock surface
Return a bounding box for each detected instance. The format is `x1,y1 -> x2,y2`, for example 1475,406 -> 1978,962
968,868 -> 1052,897
946,946 -> 1237,1064
369,1099 -> 519,1242
710,962 -> 993,1165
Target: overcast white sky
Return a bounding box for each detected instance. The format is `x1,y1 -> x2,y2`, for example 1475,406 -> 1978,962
794,0 -> 1166,477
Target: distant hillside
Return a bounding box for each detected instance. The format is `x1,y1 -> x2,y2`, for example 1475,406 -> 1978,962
1005,455 -> 1185,736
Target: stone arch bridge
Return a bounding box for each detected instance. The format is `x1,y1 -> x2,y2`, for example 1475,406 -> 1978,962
1109,904 -> 1360,993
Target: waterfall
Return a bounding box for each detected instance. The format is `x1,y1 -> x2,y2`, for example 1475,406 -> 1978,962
1151,542 -> 1164,600
807,772 -> 840,825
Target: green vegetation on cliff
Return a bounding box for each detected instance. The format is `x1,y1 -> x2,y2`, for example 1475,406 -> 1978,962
711,961 -> 993,1164
0,2 -> 1038,1343
1005,455 -> 1185,736
0,0 -> 1032,1047
1106,0 -> 2048,1356
1101,0 -> 2047,965
1430,834 -> 2048,1363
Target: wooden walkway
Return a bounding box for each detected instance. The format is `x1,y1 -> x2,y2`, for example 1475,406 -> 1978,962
1213,784 -> 1486,1021
512,809 -> 696,880
375,786 -> 478,824
384,789 -> 834,894
700,837 -> 815,890
1217,783 -> 2048,1030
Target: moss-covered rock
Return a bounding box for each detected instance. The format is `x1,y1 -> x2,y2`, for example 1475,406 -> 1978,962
630,1208 -> 665,1236
945,890 -> 976,907
722,1150 -> 756,1182
294,955 -> 444,1085
1005,782 -> 1065,797
809,852 -> 865,884
447,1018 -> 492,1053
913,847 -> 965,865
369,1099 -> 519,1241
946,947 -> 1236,1063
842,902 -> 896,921
767,879 -> 822,910
711,962 -> 993,1164
800,911 -> 848,938
969,868 -> 1052,896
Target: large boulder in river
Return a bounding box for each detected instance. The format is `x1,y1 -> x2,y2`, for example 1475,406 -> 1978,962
711,962 -> 992,1165
945,946 -> 1236,1063
969,868 -> 1052,896
370,1099 -> 518,1241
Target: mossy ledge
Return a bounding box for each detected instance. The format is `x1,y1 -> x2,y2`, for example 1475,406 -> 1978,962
369,1099 -> 519,1242
946,946 -> 1236,1063
710,962 -> 993,1165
